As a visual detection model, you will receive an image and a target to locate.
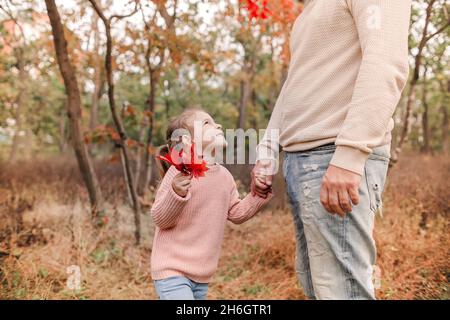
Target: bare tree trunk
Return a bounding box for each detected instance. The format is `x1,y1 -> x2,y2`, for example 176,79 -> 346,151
59,102 -> 68,153
137,70 -> 156,196
238,77 -> 251,129
45,0 -> 104,215
136,1 -> 178,196
442,79 -> 450,154
236,31 -> 258,129
267,42 -> 277,111
442,105 -> 449,154
397,0 -> 450,152
164,80 -> 171,118
134,116 -> 148,192
399,57 -> 423,150
399,70 -> 420,150
421,94 -> 430,153
89,15 -> 104,130
421,64 -> 430,152
89,0 -> 141,244
90,77 -> 104,129
9,50 -> 26,163
250,89 -> 258,129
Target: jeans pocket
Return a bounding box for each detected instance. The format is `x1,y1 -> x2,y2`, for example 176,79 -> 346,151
364,158 -> 389,215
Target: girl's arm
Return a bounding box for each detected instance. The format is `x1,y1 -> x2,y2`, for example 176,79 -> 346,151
151,167 -> 191,229
227,181 -> 273,225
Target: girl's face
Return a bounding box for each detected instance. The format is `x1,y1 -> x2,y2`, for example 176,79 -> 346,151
186,111 -> 227,151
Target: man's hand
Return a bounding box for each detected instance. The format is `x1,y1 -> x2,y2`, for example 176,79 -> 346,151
320,165 -> 361,217
251,159 -> 276,198
172,172 -> 192,197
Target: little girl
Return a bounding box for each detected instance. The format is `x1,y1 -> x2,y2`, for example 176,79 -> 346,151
150,109 -> 273,300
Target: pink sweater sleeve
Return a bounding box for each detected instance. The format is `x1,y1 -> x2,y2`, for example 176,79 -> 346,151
227,180 -> 273,225
151,167 -> 191,229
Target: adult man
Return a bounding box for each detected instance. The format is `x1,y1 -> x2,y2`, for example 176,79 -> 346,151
252,0 -> 412,299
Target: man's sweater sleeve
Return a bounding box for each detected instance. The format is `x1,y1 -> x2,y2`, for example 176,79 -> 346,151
150,167 -> 191,229
330,0 -> 411,175
256,78 -> 289,162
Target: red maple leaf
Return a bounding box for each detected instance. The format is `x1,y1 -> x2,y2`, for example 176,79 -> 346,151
246,0 -> 259,18
156,143 -> 209,178
242,0 -> 272,20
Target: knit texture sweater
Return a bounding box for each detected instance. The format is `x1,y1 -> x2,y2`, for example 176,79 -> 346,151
257,0 -> 411,175
150,165 -> 272,283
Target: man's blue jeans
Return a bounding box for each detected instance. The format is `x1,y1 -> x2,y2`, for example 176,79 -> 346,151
154,276 -> 208,300
283,143 -> 390,300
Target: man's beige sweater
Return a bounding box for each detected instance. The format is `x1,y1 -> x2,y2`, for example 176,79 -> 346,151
257,0 -> 411,175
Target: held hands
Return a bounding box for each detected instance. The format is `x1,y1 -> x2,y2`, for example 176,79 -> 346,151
251,160 -> 276,199
251,160 -> 362,216
172,172 -> 192,198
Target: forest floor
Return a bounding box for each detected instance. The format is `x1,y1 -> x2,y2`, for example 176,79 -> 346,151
0,151 -> 449,299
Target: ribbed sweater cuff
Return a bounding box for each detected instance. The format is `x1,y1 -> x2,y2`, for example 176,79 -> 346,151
228,192 -> 273,224
244,191 -> 274,214
330,145 -> 369,176
166,186 -> 191,208
253,191 -> 274,206
153,186 -> 191,224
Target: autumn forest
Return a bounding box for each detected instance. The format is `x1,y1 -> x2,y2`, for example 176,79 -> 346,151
0,0 -> 449,300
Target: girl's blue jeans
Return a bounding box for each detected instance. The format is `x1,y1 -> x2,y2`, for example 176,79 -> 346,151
154,276 -> 208,300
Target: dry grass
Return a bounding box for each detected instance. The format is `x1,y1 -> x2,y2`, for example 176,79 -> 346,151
0,152 -> 448,300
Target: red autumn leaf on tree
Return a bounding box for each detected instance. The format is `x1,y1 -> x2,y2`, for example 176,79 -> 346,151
126,138 -> 138,148
242,0 -> 272,20
246,0 -> 259,18
259,0 -> 272,19
156,143 -> 209,178
123,105 -> 137,118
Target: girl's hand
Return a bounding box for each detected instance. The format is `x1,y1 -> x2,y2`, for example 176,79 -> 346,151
251,160 -> 274,198
172,172 -> 192,197
252,172 -> 272,198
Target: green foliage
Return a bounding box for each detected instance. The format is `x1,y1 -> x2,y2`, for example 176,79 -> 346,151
90,238 -> 123,265
0,0 -> 448,160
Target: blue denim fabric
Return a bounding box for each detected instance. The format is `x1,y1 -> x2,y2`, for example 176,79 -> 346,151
154,276 -> 209,300
283,144 -> 390,300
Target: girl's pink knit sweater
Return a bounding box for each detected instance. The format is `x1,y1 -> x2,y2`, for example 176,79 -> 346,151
150,164 -> 272,283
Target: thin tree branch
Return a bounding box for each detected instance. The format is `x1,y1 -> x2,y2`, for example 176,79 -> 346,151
0,1 -> 26,44
88,0 -> 108,25
110,1 -> 139,22
154,0 -> 177,28
139,1 -> 158,31
425,20 -> 450,42
88,0 -> 142,244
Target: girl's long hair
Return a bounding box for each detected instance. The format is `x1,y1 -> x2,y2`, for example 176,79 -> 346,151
154,108 -> 199,178
155,145 -> 171,179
